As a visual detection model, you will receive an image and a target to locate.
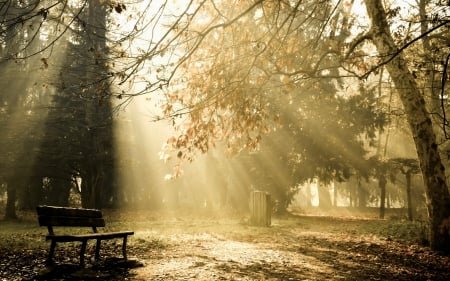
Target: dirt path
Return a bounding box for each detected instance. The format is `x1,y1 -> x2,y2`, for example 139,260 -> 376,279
1,213 -> 450,280
126,216 -> 450,281
134,232 -> 336,280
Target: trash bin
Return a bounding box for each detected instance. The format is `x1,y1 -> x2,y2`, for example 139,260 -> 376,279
249,191 -> 271,226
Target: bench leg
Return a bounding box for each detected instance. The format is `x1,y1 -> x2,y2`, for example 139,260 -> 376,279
47,240 -> 56,265
80,240 -> 87,267
95,239 -> 101,260
122,236 -> 128,260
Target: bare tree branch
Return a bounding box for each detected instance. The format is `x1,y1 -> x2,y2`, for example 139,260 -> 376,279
361,19 -> 450,79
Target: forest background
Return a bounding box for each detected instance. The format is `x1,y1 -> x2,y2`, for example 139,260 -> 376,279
1,0 -> 450,254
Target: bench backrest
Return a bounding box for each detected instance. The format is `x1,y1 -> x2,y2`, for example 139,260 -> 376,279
36,205 -> 105,235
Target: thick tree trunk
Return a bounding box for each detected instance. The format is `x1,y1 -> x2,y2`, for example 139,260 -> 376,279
364,0 -> 450,253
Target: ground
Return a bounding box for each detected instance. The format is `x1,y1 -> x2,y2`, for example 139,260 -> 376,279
1,208 -> 450,280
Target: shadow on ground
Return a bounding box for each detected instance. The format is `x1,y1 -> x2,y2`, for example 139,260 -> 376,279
29,258 -> 144,281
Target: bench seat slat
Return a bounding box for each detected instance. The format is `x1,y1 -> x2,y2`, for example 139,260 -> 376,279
38,216 -> 106,227
46,231 -> 134,242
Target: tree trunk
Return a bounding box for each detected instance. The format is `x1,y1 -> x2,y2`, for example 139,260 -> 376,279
357,176 -> 367,208
306,181 -> 313,207
81,175 -> 96,209
364,0 -> 450,253
20,176 -> 43,210
406,171 -> 413,221
333,180 -> 338,207
81,0 -> 110,210
379,175 -> 387,219
4,184 -> 17,220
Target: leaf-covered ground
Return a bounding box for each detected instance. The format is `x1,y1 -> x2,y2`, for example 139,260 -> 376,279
1,209 -> 450,280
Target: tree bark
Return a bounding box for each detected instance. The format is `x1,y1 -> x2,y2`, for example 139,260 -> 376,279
406,171 -> 413,221
364,0 -> 450,253
379,175 -> 387,219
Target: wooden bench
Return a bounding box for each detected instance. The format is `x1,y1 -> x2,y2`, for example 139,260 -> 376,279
36,205 -> 134,267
